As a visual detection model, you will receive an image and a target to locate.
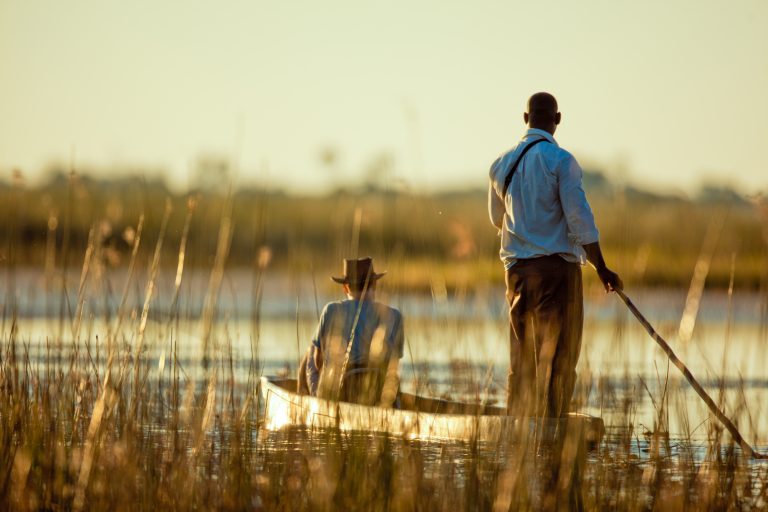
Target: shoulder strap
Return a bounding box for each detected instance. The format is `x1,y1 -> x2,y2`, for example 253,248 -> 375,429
501,138 -> 549,198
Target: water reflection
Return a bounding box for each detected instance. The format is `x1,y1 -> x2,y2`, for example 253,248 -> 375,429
4,284 -> 768,450
253,423 -> 765,510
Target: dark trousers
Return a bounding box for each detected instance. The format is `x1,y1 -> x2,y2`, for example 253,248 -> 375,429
505,255 -> 583,418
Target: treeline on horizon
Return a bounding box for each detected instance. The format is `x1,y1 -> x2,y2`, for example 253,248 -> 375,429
0,167 -> 766,291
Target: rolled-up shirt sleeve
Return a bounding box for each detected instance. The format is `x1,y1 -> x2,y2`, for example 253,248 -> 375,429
488,158 -> 505,231
558,156 -> 600,246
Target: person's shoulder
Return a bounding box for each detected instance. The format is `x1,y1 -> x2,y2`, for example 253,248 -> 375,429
490,141 -> 525,178
374,301 -> 403,318
498,141 -> 527,161
321,300 -> 346,315
542,141 -> 578,169
541,138 -> 572,157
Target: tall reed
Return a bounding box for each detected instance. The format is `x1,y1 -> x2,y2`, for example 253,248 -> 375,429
1,184 -> 767,511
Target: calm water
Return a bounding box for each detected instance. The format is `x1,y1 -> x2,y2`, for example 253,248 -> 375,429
4,268 -> 768,449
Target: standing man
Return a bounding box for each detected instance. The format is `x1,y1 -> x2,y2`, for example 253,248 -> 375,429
488,92 -> 622,418
298,257 -> 404,407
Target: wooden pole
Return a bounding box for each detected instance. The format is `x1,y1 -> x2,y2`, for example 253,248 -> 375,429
615,289 -> 767,460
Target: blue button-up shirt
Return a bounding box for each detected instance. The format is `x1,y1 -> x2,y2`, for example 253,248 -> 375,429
488,128 -> 600,269
308,298 -> 404,402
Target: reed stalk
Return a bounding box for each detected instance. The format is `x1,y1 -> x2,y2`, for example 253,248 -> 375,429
110,214 -> 145,352
201,189 -> 234,372
160,197 -> 196,415
678,214 -> 725,345
130,200 -> 172,413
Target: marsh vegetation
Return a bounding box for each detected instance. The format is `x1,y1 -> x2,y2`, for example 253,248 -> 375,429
0,172 -> 767,510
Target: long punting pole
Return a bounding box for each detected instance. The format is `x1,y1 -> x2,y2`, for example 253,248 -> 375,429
615,289 -> 767,460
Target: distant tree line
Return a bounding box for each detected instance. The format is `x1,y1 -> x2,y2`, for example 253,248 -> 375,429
0,167 -> 765,290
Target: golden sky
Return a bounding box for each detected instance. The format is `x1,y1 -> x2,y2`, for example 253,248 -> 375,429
1,0 -> 766,194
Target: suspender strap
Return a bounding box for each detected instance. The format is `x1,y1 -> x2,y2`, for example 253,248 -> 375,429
501,138 -> 549,198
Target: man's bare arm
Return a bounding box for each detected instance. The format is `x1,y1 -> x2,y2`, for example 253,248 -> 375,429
583,241 -> 623,292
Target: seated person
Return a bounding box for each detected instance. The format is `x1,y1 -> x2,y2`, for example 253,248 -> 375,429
297,257 -> 404,407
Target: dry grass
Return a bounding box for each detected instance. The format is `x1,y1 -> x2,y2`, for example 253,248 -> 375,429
3,343 -> 768,510
0,179 -> 767,510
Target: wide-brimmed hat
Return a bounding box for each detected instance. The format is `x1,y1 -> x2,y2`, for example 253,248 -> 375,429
331,257 -> 387,285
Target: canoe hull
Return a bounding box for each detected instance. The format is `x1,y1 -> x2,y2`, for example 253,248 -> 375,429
260,377 -> 604,446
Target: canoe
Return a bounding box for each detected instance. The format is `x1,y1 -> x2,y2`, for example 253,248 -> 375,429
260,376 -> 604,447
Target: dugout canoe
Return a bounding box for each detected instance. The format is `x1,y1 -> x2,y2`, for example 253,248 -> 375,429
260,376 -> 604,447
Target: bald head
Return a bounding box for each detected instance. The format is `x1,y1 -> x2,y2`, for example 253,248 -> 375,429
524,92 -> 561,135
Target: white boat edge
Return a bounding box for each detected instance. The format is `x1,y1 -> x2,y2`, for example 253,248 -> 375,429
260,376 -> 604,447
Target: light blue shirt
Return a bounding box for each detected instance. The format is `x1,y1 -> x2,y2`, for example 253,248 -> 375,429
488,128 -> 600,269
308,298 -> 404,397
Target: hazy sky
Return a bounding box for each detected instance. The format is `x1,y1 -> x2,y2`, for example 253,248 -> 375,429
1,0 -> 767,194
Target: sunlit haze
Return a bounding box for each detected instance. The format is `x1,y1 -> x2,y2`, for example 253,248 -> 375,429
1,0 -> 767,194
